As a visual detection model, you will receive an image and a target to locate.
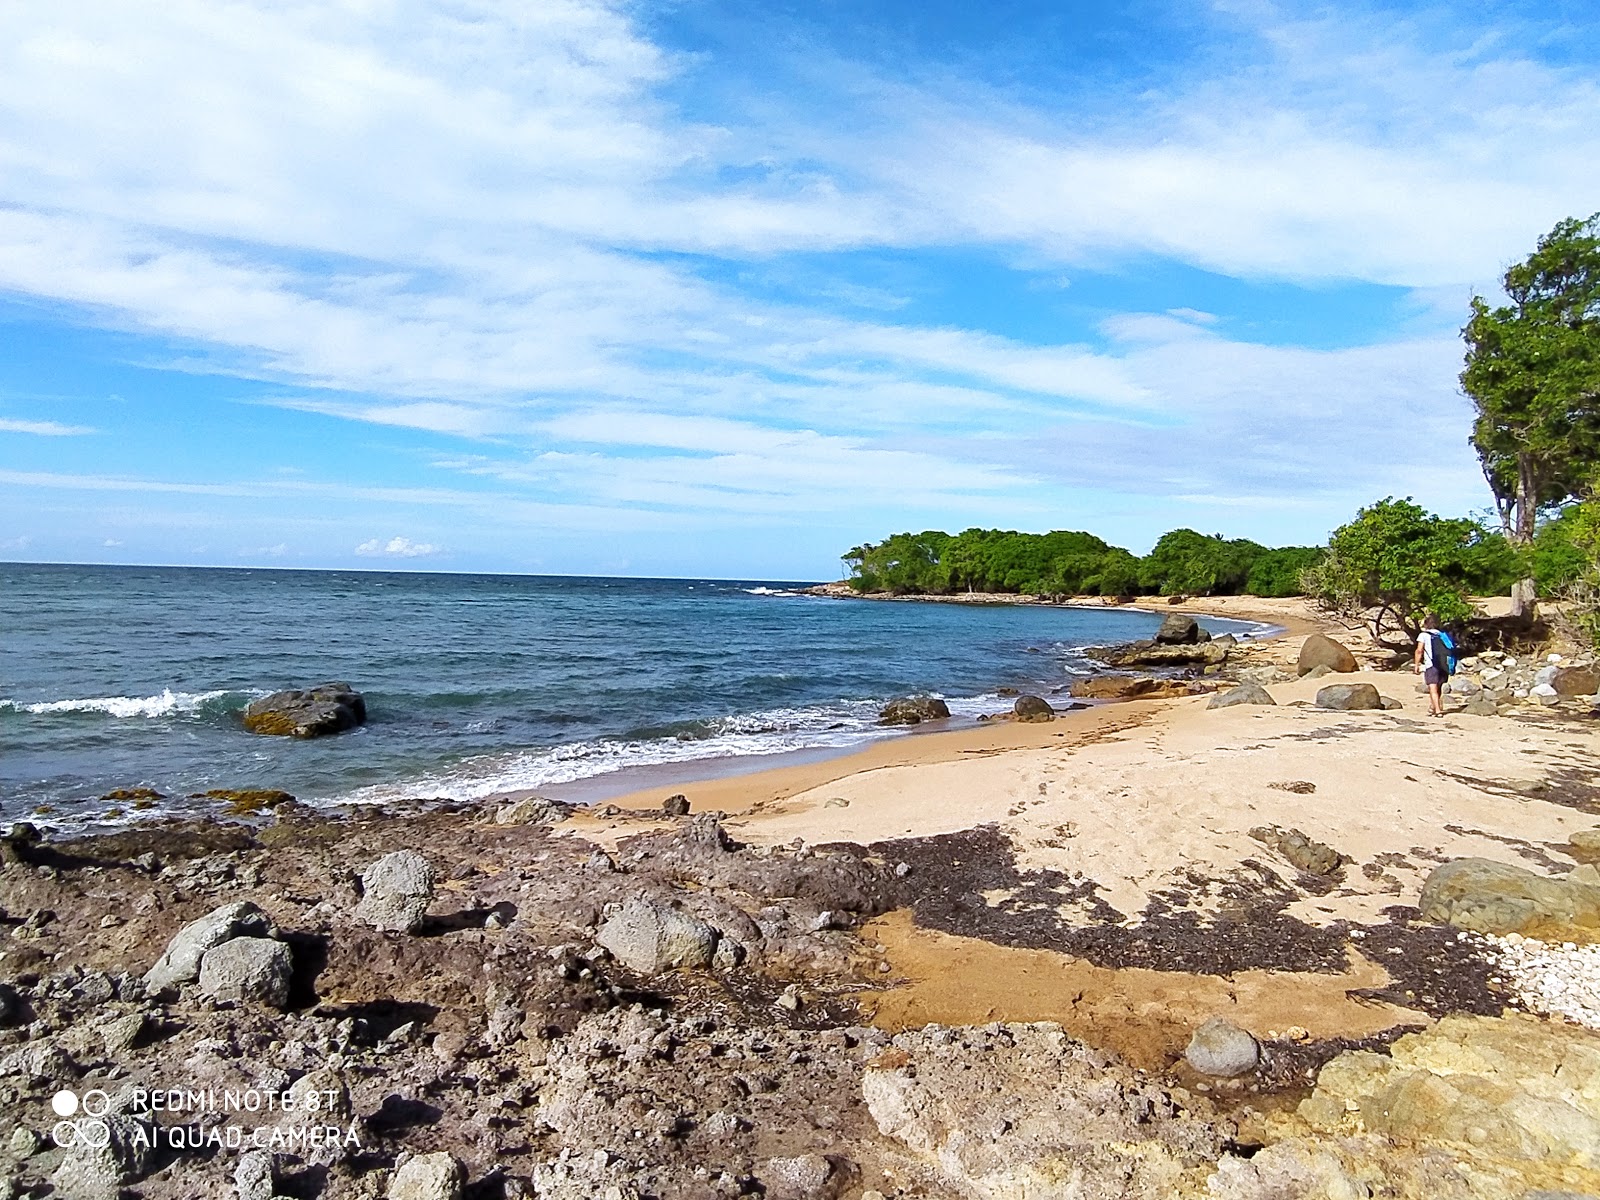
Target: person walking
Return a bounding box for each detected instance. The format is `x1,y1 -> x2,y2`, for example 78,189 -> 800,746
1413,615 -> 1450,718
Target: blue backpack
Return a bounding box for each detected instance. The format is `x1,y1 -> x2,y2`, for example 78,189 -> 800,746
1430,631 -> 1456,676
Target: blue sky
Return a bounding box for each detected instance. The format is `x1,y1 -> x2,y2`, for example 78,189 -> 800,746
2,1 -> 1599,578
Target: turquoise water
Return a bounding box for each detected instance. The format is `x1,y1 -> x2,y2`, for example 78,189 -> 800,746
0,564 -> 1267,826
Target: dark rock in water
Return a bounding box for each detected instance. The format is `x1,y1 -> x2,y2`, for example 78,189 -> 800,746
1012,695 -> 1055,722
1315,682 -> 1383,710
1154,613 -> 1201,644
1249,825 -> 1342,876
242,681 -> 366,738
996,686 -> 1019,696
877,696 -> 951,725
192,788 -> 295,814
1297,634 -> 1358,676
1184,1018 -> 1259,1077
1207,681 -> 1275,709
1418,857 -> 1600,936
662,794 -> 691,816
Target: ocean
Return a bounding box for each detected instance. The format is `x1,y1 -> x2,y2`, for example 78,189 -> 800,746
1,564 -> 1269,827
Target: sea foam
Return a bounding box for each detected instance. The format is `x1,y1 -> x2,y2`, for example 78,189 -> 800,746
1,689 -> 241,718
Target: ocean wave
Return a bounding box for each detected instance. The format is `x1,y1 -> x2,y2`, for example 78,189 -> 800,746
741,586 -> 802,596
0,688 -> 248,719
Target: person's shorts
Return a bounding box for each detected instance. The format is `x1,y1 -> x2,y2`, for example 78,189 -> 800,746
1423,667 -> 1446,686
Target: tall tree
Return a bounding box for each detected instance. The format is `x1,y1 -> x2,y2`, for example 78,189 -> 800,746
1461,214 -> 1600,544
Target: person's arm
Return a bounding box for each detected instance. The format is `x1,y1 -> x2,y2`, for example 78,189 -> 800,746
1414,635 -> 1424,672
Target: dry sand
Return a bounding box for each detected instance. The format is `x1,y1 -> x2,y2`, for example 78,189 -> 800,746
567,597 -> 1599,1058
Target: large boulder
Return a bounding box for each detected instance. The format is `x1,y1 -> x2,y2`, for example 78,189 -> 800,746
1154,613 -> 1202,644
1550,663 -> 1600,696
198,937 -> 293,1008
355,851 -> 435,933
1208,681 -> 1276,709
1087,638 -> 1232,669
1417,857 -> 1600,938
877,696 -> 950,726
243,682 -> 366,738
1296,634 -> 1357,676
1314,683 -> 1383,711
1012,695 -> 1055,722
144,900 -> 271,990
596,898 -> 717,974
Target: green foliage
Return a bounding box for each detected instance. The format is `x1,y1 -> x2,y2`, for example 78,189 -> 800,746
1461,213 -> 1600,542
1536,501 -> 1600,649
1304,497 -> 1513,649
1246,546 -> 1327,598
842,526 -> 1320,599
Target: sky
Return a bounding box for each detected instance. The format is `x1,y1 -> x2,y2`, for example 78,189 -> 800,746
2,0 -> 1599,579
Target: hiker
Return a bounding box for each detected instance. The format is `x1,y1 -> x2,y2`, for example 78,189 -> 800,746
1413,615 -> 1452,718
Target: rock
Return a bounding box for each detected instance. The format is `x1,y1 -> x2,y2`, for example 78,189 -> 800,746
1532,683 -> 1561,705
355,850 -> 435,933
596,899 -> 717,974
1314,683 -> 1383,711
1550,663 -> 1600,696
763,1153 -> 856,1200
1184,1017 -> 1259,1077
1208,681 -> 1275,709
661,794 -> 691,816
0,982 -> 18,1027
1012,695 -> 1054,722
8,1125 -> 41,1159
1379,695 -> 1403,710
1088,639 -> 1231,669
1154,614 -> 1201,644
144,900 -> 271,989
1464,693 -> 1499,717
0,822 -> 42,866
877,696 -> 951,725
1569,828 -> 1600,859
1301,663 -> 1334,679
198,937 -> 293,1008
1068,676 -> 1194,701
234,1149 -> 275,1200
1417,857 -> 1600,937
242,681 -> 366,738
1249,826 -> 1342,876
493,795 -> 574,825
99,1012 -> 145,1055
1296,633 -> 1357,676
194,788 -> 295,814
50,1114 -> 155,1200
1444,676 -> 1480,696
684,813 -> 735,851
387,1152 -> 464,1200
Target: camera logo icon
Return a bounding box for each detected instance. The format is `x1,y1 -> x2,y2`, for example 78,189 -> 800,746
50,1089 -> 111,1148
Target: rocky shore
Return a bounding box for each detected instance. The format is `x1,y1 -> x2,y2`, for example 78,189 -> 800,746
6,601 -> 1600,1199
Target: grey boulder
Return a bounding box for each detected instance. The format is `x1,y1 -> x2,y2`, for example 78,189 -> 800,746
1314,683 -> 1384,711
1184,1017 -> 1260,1077
355,850 -> 435,933
763,1153 -> 858,1200
1154,613 -> 1202,644
1208,681 -> 1276,709
596,898 -> 717,974
198,937 -> 293,1008
877,696 -> 951,725
243,681 -> 366,738
1296,633 -> 1357,676
1012,694 -> 1055,722
144,900 -> 271,990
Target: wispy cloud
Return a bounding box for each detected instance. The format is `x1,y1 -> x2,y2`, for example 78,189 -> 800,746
0,418 -> 97,436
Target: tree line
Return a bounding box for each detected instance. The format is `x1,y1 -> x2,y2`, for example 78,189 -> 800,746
844,212 -> 1600,649
842,527 -> 1325,599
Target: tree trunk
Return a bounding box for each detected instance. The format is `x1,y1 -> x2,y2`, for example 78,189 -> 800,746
1514,451 -> 1538,544
1509,576 -> 1538,622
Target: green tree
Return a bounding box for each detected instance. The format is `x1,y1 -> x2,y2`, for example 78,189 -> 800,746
1138,529 -> 1266,596
1461,214 -> 1600,544
1304,497 -> 1511,651
1245,546 -> 1325,598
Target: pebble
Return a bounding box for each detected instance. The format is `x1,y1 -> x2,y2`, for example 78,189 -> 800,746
1465,931 -> 1600,1029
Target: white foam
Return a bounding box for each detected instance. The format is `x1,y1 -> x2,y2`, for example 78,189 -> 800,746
0,689 -> 238,718
741,586 -> 803,597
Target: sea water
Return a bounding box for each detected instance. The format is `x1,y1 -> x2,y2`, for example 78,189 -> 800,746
1,564 -> 1268,826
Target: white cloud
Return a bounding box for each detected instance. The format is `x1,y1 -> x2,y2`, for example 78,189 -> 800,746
355,536 -> 441,558
0,417 -> 97,435
102,538 -> 123,547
